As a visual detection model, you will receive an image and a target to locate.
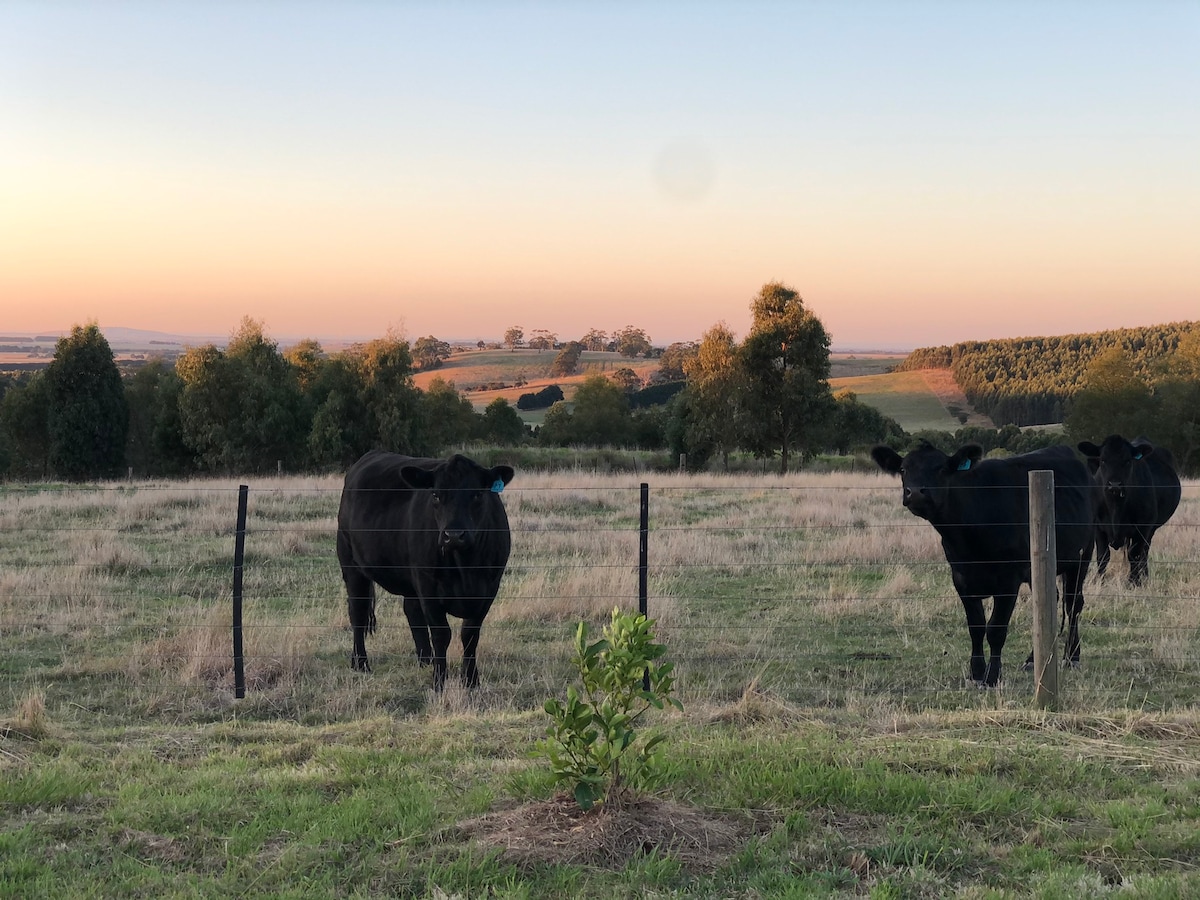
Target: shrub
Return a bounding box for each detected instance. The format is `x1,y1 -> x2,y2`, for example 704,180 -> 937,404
535,608 -> 682,810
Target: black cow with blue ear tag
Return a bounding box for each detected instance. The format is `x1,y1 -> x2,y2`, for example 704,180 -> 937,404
1077,435 -> 1181,585
871,441 -> 1094,686
337,451 -> 514,690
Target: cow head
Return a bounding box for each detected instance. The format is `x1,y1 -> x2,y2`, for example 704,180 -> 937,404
871,441 -> 983,521
400,454 -> 515,553
1077,435 -> 1153,504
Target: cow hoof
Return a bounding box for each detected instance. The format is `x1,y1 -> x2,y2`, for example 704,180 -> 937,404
351,656 -> 372,673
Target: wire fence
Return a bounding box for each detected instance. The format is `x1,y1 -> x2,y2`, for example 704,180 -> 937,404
1,472 -> 1198,720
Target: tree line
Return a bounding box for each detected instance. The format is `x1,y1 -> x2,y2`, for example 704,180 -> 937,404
0,286 -> 911,480
10,285 -> 1189,482
899,322 -> 1199,428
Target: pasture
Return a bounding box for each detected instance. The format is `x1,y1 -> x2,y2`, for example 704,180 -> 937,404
412,349 -> 662,416
830,369 -> 978,433
3,470 -> 1200,897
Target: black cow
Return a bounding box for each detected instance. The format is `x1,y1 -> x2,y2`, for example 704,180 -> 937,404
336,451 -> 514,690
1077,435 -> 1181,586
871,442 -> 1094,686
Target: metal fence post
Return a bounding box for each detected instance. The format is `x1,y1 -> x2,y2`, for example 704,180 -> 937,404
232,484 -> 249,699
639,482 -> 649,691
1029,470 -> 1058,710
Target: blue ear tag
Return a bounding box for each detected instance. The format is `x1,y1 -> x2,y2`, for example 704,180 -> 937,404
957,459 -> 972,471
1134,453 -> 1143,460
491,479 -> 505,493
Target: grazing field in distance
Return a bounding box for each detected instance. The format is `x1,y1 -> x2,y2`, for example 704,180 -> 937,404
412,348 -> 662,414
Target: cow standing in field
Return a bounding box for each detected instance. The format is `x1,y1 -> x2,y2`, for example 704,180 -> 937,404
1077,435 -> 1181,586
337,451 -> 514,690
871,442 -> 1094,686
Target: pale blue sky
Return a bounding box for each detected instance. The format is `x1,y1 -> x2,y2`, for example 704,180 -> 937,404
3,1 -> 1197,348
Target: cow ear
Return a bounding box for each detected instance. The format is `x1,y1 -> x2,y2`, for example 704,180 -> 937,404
950,444 -> 983,472
488,465 -> 515,493
1078,441 -> 1101,458
399,466 -> 435,490
870,446 -> 902,474
1131,440 -> 1154,460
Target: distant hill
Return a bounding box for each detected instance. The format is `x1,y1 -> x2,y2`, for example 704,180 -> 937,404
898,321 -> 1199,427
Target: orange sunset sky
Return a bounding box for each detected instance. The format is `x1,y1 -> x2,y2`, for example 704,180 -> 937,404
2,3 -> 1197,349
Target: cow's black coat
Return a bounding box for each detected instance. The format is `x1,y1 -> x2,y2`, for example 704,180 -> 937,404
1077,435 -> 1181,586
872,442 -> 1094,686
337,451 -> 514,689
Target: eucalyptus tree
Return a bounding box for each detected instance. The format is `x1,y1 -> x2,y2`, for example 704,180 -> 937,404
737,282 -> 834,473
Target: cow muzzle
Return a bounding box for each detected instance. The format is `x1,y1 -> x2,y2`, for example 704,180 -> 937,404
440,529 -> 469,552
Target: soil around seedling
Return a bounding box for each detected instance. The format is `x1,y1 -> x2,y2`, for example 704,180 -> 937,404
458,792 -> 754,871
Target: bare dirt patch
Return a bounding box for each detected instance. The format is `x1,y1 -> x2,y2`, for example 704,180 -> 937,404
458,793 -> 753,871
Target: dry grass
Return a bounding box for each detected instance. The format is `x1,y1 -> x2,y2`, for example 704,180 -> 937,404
2,468 -> 1198,722
457,792 -> 753,872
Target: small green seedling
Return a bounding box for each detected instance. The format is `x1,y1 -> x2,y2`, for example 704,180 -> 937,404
536,607 -> 683,811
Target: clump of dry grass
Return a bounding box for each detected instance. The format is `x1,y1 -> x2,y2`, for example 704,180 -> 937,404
457,792 -> 751,872
6,688 -> 53,739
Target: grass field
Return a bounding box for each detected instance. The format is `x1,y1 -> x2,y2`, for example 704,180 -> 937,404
831,369 -> 969,432
3,471 -> 1199,896
413,349 -> 662,415
419,350 -> 931,429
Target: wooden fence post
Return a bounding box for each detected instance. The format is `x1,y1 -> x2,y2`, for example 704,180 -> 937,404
1029,470 -> 1059,710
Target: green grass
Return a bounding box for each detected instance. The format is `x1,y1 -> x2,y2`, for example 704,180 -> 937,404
3,471 -> 1200,896
832,369 -> 962,432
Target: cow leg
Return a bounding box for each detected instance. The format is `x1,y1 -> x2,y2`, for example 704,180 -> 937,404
423,607 -> 453,692
983,593 -> 1018,687
1094,534 -> 1111,578
402,596 -> 434,667
1127,537 -> 1150,586
460,617 -> 485,688
1061,544 -> 1091,667
342,569 -> 377,673
960,596 -> 988,684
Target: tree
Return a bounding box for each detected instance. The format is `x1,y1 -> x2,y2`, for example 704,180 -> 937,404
44,323 -> 129,480
826,391 -> 906,455
356,331 -> 422,452
613,326 -> 652,358
682,322 -> 743,470
528,329 -> 557,352
1153,331 -> 1200,475
610,367 -> 643,393
657,341 -> 697,383
413,335 -> 452,370
569,374 -> 631,446
537,401 -> 575,447
1065,346 -> 1156,445
305,352 -> 372,468
479,398 -> 527,446
551,341 -> 584,377
738,282 -> 834,473
177,317 -> 308,473
504,326 -> 525,352
0,372 -> 51,478
580,328 -> 608,352
418,378 -> 477,454
124,359 -> 191,476
283,339 -> 325,391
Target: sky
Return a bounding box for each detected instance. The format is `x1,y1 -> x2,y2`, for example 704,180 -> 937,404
2,2 -> 1198,351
